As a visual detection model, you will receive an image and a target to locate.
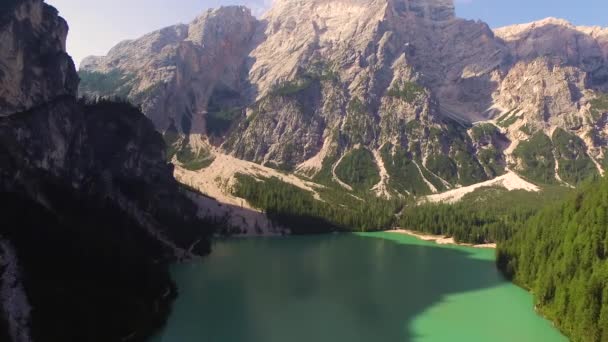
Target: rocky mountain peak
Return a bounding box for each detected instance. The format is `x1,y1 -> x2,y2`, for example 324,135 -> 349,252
187,6 -> 254,45
79,0 -> 608,194
494,17 -> 608,91
269,0 -> 455,21
495,17 -> 577,40
79,5 -> 258,132
388,0 -> 455,21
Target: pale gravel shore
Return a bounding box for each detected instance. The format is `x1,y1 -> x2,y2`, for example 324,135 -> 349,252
174,151 -> 326,235
386,229 -> 497,249
423,170 -> 539,204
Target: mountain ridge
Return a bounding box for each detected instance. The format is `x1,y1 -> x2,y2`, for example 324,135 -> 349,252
78,0 -> 608,202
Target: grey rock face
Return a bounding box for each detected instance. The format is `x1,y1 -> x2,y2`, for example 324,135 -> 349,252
495,18 -> 608,89
492,58 -> 588,129
80,6 -> 258,134
0,0 -> 78,116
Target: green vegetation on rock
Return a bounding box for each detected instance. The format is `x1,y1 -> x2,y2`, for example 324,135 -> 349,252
267,61 -> 337,98
512,132 -> 556,184
206,108 -> 242,137
387,81 -> 425,103
205,87 -> 244,137
79,70 -> 135,99
498,114 -> 521,128
163,124 -> 180,160
454,148 -> 487,185
470,123 -> 500,141
589,93 -> 608,121
552,128 -> 598,184
304,60 -> 341,83
270,78 -> 314,97
469,124 -> 506,178
519,124 -> 536,136
425,154 -> 458,185
477,147 -> 504,178
425,122 -> 488,186
495,109 -> 516,123
380,143 -> 433,195
342,97 -> 376,145
175,144 -> 214,171
335,148 -> 381,191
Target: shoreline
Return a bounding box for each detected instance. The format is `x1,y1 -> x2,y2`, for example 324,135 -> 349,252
386,229 -> 497,249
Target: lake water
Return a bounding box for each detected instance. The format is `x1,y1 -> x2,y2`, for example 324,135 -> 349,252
152,232 -> 567,342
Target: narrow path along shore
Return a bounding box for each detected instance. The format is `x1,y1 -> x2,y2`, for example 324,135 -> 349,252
386,229 -> 497,249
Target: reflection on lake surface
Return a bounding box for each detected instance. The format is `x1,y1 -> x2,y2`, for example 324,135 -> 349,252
152,232 -> 566,342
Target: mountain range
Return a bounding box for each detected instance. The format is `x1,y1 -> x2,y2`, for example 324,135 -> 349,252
78,0 -> 608,219
2,0 -> 608,341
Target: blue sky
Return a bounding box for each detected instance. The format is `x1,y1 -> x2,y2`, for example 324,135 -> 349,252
46,0 -> 608,67
456,0 -> 607,28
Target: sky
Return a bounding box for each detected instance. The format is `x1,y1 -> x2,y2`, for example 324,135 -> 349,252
46,0 -> 608,68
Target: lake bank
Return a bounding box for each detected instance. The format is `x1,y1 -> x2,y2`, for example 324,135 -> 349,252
385,229 -> 497,249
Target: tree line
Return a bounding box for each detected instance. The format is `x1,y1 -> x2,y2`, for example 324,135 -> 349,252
498,178 -> 608,342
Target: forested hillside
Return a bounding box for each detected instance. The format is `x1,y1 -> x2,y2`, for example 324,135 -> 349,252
399,187 -> 571,243
233,174 -> 400,233
232,174 -> 574,244
497,178 -> 608,342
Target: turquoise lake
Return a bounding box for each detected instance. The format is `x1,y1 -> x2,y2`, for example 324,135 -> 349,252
152,232 -> 567,342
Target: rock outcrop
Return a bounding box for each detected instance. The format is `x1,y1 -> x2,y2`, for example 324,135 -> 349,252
0,1 -> 213,341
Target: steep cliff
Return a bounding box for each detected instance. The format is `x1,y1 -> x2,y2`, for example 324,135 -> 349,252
0,0 -> 77,116
0,1 -> 213,341
80,6 -> 258,137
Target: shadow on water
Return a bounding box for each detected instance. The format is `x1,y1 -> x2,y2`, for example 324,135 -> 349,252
153,233 -> 506,342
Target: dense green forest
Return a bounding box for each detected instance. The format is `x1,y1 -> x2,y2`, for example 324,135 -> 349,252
512,130 -> 599,186
399,186 -> 571,243
334,148 -> 381,191
232,173 -> 574,244
232,174 -> 400,234
497,178 -> 608,342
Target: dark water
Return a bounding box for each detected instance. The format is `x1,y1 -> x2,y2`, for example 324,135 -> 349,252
152,233 -> 566,342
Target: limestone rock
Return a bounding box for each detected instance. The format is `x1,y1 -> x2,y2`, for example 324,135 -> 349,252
80,6 -> 258,133
79,0 -> 608,191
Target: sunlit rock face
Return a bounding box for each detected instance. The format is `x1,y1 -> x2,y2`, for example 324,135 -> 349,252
80,6 -> 258,134
80,0 -> 608,192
